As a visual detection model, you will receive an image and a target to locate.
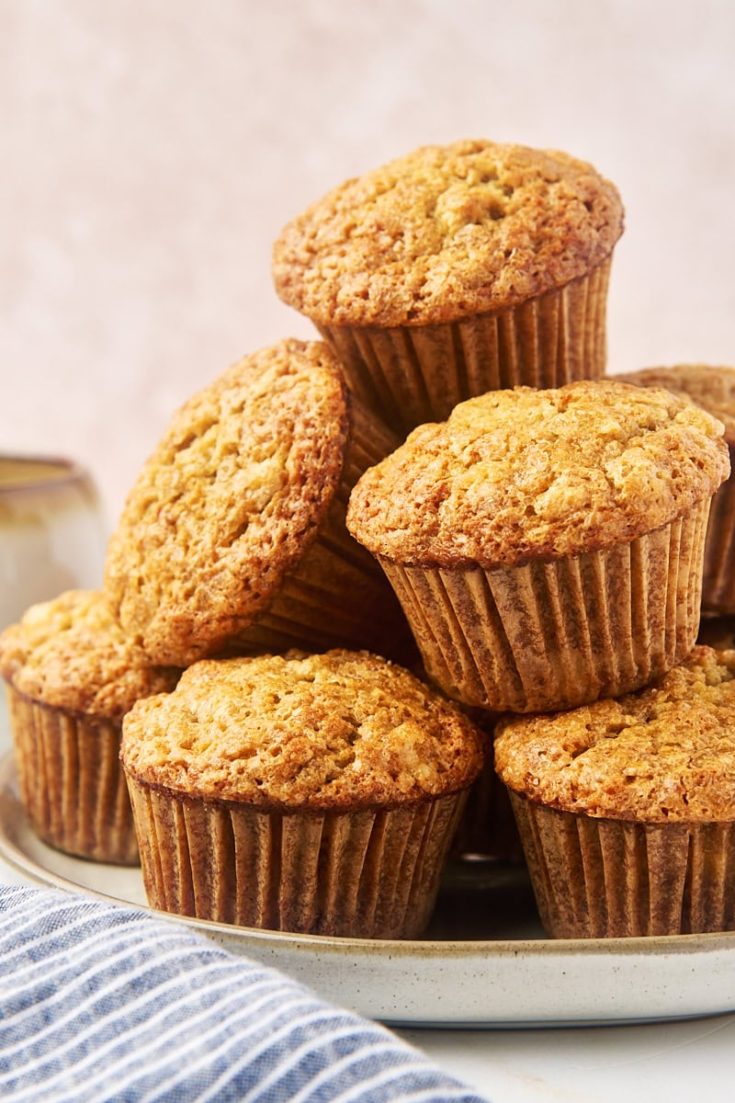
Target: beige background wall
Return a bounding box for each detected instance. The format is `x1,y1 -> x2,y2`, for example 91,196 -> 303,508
2,0 -> 734,523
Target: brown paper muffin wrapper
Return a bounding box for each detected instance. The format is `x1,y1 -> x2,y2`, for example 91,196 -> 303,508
509,790 -> 735,937
451,747 -> 523,862
234,397 -> 410,659
702,449 -> 735,615
126,777 -> 466,938
317,259 -> 611,434
379,498 -> 710,713
6,684 -> 138,865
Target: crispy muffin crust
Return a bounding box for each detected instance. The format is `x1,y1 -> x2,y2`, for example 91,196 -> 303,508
122,650 -> 485,810
104,340 -> 350,665
347,380 -> 729,568
495,646 -> 735,823
615,365 -> 735,444
273,139 -> 624,328
0,590 -> 178,719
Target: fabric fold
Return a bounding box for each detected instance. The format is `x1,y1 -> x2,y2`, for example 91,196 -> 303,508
0,884 -> 488,1103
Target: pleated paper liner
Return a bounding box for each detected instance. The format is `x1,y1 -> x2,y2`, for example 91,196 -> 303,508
232,396 -> 410,658
5,683 -> 138,865
126,777 -> 466,938
379,498 -> 710,714
317,259 -> 611,434
451,733 -> 523,863
509,791 -> 735,938
702,446 -> 735,615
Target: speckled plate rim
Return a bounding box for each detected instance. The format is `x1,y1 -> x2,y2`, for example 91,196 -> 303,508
1,751 -> 734,960
5,753 -> 735,1026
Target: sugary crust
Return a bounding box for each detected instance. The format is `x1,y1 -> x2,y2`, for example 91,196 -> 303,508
273,139 -> 624,327
0,591 -> 178,719
121,650 -> 486,810
347,380 -> 730,568
104,340 -> 350,665
495,646 -> 735,823
615,365 -> 735,444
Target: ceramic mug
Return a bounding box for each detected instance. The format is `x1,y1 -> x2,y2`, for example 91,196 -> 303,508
0,455 -> 107,633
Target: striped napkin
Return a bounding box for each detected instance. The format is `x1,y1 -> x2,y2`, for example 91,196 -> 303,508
0,885 -> 488,1102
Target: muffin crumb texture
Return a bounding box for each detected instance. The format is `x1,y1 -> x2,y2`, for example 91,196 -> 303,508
615,365 -> 735,444
274,139 -> 624,327
104,339 -> 350,665
122,650 -> 485,809
495,646 -> 735,822
347,380 -> 729,567
0,590 -> 178,718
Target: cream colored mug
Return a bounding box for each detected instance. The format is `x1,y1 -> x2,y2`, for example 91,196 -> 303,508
0,455 -> 107,633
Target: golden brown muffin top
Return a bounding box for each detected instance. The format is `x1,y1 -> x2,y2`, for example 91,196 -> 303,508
104,340 -> 350,666
0,590 -> 179,719
347,380 -> 729,568
495,646 -> 735,823
121,650 -> 485,810
615,365 -> 735,445
273,139 -> 624,328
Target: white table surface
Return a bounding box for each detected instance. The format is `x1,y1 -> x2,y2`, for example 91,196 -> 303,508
1,715 -> 734,1102
398,1015 -> 735,1101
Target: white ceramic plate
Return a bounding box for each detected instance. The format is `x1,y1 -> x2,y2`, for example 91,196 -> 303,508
1,752 -> 734,1028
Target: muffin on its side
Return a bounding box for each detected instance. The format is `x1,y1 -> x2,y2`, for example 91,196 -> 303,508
495,646 -> 735,937
616,365 -> 735,615
104,339 -> 404,667
0,590 -> 179,863
274,140 -> 624,432
348,380 -> 730,713
122,650 -> 485,938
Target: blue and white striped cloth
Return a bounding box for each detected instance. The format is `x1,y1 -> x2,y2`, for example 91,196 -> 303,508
0,885 -> 488,1102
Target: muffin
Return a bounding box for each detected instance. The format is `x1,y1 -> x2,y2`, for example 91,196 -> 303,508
273,140 -> 624,433
121,650 -> 485,938
616,365 -> 735,615
451,713 -> 523,862
450,753 -> 523,863
0,590 -> 179,863
347,380 -> 730,714
104,339 -> 405,667
495,646 -> 735,937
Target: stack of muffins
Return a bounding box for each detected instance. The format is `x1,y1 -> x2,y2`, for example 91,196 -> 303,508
3,138 -> 735,943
